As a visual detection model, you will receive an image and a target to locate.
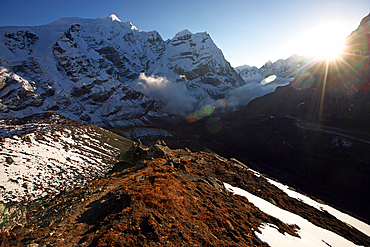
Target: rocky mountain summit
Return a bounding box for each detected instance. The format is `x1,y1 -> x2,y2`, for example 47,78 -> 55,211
1,140 -> 369,246
0,14 -> 243,127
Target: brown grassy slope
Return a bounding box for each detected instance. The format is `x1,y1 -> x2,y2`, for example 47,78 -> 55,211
1,143 -> 369,246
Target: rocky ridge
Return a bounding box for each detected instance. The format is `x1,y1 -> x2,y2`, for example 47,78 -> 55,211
0,140 -> 369,246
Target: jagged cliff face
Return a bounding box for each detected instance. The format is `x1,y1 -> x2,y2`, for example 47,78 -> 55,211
150,29 -> 244,98
0,14 -> 243,126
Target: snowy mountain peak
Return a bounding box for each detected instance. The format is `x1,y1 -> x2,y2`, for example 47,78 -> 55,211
109,14 -> 121,22
173,29 -> 193,39
359,12 -> 370,27
107,13 -> 138,31
125,21 -> 138,31
264,60 -> 273,67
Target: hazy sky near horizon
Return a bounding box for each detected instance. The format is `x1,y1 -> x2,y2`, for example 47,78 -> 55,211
0,0 -> 369,67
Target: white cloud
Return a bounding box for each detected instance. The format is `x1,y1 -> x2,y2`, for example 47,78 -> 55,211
128,73 -> 198,115
127,73 -> 293,116
224,77 -> 292,111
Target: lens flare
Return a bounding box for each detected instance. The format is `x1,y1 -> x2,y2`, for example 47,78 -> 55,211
289,22 -> 348,60
354,58 -> 368,73
229,95 -> 238,102
261,75 -> 277,85
291,72 -> 314,90
187,113 -> 197,123
220,100 -> 227,107
205,117 -> 222,133
201,104 -> 215,116
194,109 -> 203,120
186,104 -> 217,124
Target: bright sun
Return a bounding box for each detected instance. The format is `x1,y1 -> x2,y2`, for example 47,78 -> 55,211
292,22 -> 346,60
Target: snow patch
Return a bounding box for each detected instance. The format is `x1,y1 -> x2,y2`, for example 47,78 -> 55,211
225,183 -> 362,247
173,29 -> 193,39
0,123 -> 124,203
331,136 -> 353,148
109,14 -> 121,22
265,178 -> 370,237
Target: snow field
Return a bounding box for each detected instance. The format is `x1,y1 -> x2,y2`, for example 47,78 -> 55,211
245,166 -> 370,238
0,125 -> 121,203
224,183 -> 365,247
265,178 -> 370,237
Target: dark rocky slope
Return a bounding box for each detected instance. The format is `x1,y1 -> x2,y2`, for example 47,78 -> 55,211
176,13 -> 370,223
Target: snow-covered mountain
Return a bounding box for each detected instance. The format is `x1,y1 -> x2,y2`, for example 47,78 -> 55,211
0,14 -> 243,127
149,28 -> 244,98
235,54 -> 313,83
219,55 -> 315,110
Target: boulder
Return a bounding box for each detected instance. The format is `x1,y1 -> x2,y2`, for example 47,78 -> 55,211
116,142 -> 148,164
148,140 -> 172,159
175,172 -> 226,193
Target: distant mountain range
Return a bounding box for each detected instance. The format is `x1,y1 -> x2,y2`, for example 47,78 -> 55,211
0,14 -> 245,127
235,54 -> 313,83
228,54 -> 314,109
0,14 -> 318,128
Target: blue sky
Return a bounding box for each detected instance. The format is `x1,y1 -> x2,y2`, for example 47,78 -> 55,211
0,0 -> 369,67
